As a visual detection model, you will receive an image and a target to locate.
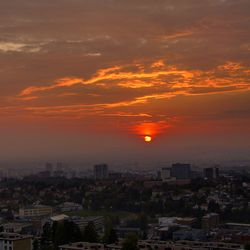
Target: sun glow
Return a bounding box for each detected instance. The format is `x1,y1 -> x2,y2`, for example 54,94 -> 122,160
132,121 -> 170,143
144,135 -> 152,143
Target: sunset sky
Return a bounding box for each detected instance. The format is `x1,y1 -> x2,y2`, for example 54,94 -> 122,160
0,0 -> 250,164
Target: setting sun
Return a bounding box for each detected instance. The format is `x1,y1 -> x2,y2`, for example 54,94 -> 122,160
144,135 -> 152,143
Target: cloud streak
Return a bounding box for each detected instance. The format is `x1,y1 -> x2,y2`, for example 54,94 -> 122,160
17,60 -> 250,105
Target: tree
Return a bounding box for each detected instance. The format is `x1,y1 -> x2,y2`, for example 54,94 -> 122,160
41,247 -> 54,250
52,220 -> 82,247
41,222 -> 52,248
33,239 -> 39,250
103,227 -> 118,244
208,200 -> 220,213
82,222 -> 98,243
63,220 -> 82,243
122,233 -> 139,250
138,213 -> 148,232
245,243 -> 250,250
54,222 -> 65,247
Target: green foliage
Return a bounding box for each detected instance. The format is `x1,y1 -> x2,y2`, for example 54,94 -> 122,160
33,239 -> 39,250
41,220 -> 82,249
41,246 -> 55,250
66,209 -> 133,219
41,222 -> 53,247
53,220 -> 82,247
122,233 -> 139,250
208,200 -> 220,213
138,213 -> 148,231
103,226 -> 118,244
245,243 -> 250,250
82,222 -> 99,243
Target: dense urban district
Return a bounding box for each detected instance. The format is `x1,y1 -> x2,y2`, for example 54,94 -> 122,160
0,163 -> 250,250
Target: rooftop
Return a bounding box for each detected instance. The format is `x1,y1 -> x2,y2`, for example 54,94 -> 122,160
60,242 -> 104,249
0,233 -> 32,241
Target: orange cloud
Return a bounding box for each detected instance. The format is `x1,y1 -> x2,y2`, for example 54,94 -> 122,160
160,30 -> 194,41
19,77 -> 85,96
19,60 -> 249,101
18,61 -> 194,97
11,60 -> 250,121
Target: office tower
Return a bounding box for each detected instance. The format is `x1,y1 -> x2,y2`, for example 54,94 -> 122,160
94,164 -> 109,180
204,167 -> 219,179
161,167 -> 171,180
45,162 -> 53,176
56,162 -> 63,170
171,163 -> 191,179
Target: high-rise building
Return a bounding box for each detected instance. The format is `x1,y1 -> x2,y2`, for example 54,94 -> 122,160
204,167 -> 219,179
45,162 -> 53,173
171,163 -> 191,179
161,167 -> 171,180
56,162 -> 64,170
44,162 -> 53,177
94,164 -> 109,180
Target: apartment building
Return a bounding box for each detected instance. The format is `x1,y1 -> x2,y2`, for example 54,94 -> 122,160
19,205 -> 52,218
0,232 -> 32,250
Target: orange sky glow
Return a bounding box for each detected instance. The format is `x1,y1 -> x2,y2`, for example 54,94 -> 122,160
0,0 -> 250,162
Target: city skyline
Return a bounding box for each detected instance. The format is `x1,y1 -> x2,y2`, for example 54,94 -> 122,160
0,0 -> 250,163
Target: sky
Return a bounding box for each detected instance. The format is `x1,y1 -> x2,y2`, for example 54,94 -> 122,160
0,0 -> 250,164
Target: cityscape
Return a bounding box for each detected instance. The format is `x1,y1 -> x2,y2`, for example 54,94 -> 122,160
0,162 -> 250,249
0,0 -> 250,250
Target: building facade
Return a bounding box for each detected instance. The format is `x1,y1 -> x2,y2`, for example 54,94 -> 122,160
70,216 -> 104,232
0,233 -> 33,250
202,213 -> 220,230
94,164 -> 109,180
19,205 -> 52,218
171,163 -> 191,180
204,167 -> 219,179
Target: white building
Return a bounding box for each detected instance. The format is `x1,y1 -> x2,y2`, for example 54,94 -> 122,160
19,205 -> 52,218
0,232 -> 33,250
59,202 -> 83,212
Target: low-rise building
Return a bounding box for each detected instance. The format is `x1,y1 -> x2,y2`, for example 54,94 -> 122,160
0,232 -> 33,250
19,205 -> 52,218
59,242 -> 105,250
107,240 -> 243,250
59,202 -> 83,212
70,216 -> 104,232
2,222 -> 32,234
115,227 -> 141,238
202,213 -> 220,230
173,229 -> 206,241
50,214 -> 70,222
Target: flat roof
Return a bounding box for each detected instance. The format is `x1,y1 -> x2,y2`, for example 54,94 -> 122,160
60,242 -> 103,249
226,222 -> 250,227
0,233 -> 32,241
